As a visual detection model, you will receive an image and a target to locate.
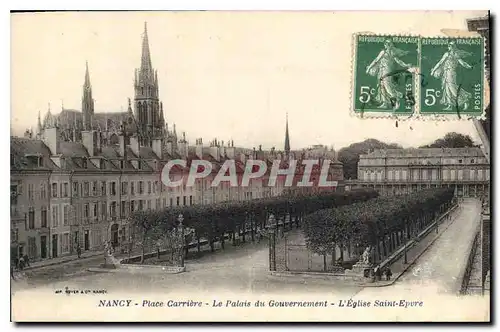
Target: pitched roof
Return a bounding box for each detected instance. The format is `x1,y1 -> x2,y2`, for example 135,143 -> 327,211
362,147 -> 484,158
11,137 -> 57,170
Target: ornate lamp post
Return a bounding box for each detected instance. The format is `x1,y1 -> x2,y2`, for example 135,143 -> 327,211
178,214 -> 185,268
268,214 -> 277,271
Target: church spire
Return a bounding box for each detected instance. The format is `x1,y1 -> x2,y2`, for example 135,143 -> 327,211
82,61 -> 94,131
284,113 -> 290,156
140,22 -> 153,79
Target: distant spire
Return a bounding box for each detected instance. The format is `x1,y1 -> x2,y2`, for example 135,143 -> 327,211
140,22 -> 153,78
127,98 -> 133,115
84,61 -> 91,90
284,112 -> 290,155
37,110 -> 42,134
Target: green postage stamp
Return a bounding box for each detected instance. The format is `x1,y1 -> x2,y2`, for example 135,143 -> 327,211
420,37 -> 485,117
351,34 -> 485,119
352,35 -> 419,117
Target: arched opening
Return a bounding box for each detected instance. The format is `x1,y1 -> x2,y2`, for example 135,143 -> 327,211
111,224 -> 119,248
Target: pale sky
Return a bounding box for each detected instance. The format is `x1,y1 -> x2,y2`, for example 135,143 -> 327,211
11,10 -> 487,150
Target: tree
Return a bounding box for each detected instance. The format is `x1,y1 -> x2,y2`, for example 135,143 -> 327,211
419,132 -> 475,148
130,210 -> 158,264
338,139 -> 402,180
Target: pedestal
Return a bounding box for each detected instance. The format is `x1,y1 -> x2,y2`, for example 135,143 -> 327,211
347,263 -> 373,278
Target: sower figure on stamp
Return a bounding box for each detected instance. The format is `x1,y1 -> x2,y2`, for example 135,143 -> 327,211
431,41 -> 473,111
366,39 -> 413,109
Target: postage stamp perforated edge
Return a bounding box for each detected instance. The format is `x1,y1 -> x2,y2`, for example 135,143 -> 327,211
416,35 -> 488,121
349,32 -> 420,121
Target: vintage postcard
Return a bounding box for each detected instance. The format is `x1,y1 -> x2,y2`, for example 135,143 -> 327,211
10,10 -> 490,322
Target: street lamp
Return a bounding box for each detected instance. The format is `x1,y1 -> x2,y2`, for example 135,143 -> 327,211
404,218 -> 408,264
178,214 -> 185,268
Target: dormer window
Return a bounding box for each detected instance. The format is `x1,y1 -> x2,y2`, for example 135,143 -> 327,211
120,160 -> 124,169
99,159 -> 105,169
82,158 -> 88,169
138,161 -> 142,170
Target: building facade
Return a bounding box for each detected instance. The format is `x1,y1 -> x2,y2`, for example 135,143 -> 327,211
354,148 -> 490,197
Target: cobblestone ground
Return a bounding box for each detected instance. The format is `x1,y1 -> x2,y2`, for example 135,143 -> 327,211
12,237 -> 362,296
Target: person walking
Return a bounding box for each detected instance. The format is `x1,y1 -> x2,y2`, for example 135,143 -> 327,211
11,265 -> 15,280
76,244 -> 82,258
23,254 -> 30,268
385,267 -> 393,281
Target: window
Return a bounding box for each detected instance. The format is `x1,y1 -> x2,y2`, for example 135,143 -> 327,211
73,182 -> 79,197
110,182 -> 117,196
154,181 -> 158,194
63,205 -> 69,226
163,198 -> 166,207
443,169 -> 449,181
183,196 -> 187,206
101,202 -> 107,219
92,181 -> 97,196
147,200 -> 151,210
110,202 -> 117,217
101,181 -> 107,196
486,169 -> 490,180
28,207 -> 35,229
62,233 -> 70,254
469,170 -> 475,181
82,158 -> 87,168
394,170 -> 400,181
387,170 -> 394,181
28,237 -> 37,259
155,198 -> 160,209
170,198 -> 173,207
148,181 -> 152,194
138,200 -> 144,211
189,195 -> 193,206
11,228 -> 18,242
458,170 -> 464,180
450,169 -> 456,180
84,182 -> 90,197
401,170 -> 407,181
52,206 -> 59,227
131,200 -> 135,212
471,159 -> 475,164
131,182 -> 135,195
121,182 -> 128,195
121,201 -> 126,217
84,203 -> 90,219
93,203 -> 98,218
41,207 -> 47,228
478,169 -> 483,180
28,184 -> 34,201
458,159 -> 463,164
11,185 -> 18,205
52,183 -> 58,198
139,181 -> 144,194
176,197 -> 180,206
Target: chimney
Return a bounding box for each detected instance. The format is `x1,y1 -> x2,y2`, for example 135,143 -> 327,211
226,139 -> 235,159
43,127 -> 61,155
119,134 -> 126,159
130,135 -> 140,157
177,140 -> 188,159
195,138 -> 203,159
209,139 -> 219,161
219,140 -> 226,158
81,130 -> 95,157
152,138 -> 163,159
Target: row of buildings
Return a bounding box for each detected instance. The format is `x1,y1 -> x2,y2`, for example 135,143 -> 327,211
11,23 -> 344,263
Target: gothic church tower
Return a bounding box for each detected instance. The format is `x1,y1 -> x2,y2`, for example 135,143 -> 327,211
134,22 -> 162,146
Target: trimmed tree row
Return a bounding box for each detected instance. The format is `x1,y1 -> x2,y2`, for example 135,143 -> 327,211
129,189 -> 379,261
302,187 -> 455,266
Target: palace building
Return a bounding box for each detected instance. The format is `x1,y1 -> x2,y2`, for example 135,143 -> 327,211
354,147 -> 490,197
